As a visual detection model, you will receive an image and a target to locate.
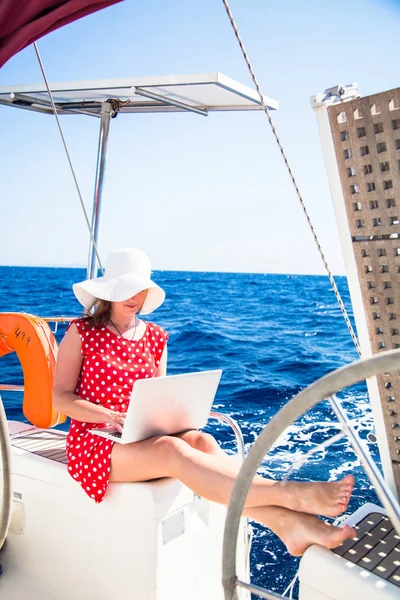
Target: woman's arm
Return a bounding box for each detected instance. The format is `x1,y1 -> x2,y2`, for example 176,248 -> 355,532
155,344 -> 167,377
53,324 -> 122,427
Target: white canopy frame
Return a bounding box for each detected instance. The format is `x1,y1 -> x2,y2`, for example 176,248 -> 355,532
0,72 -> 278,277
0,72 -> 279,116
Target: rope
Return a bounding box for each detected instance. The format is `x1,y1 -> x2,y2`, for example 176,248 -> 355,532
33,42 -> 104,273
220,0 -> 361,357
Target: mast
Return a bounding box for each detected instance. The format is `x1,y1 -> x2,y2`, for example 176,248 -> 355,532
311,84 -> 400,497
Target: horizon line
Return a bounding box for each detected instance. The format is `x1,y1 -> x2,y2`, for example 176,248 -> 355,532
0,263 -> 347,277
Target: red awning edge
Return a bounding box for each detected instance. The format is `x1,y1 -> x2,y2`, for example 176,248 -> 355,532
0,0 -> 123,69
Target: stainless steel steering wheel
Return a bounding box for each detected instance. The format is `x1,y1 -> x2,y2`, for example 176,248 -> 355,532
222,349 -> 400,600
0,394 -> 12,552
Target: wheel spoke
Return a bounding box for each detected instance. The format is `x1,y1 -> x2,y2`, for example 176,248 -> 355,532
329,394 -> 400,533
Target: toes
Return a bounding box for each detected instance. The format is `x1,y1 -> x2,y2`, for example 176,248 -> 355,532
348,525 -> 356,537
343,474 -> 355,488
333,525 -> 355,547
338,475 -> 355,497
342,524 -> 356,539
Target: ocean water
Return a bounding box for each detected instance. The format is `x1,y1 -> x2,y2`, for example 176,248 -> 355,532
0,266 -> 381,597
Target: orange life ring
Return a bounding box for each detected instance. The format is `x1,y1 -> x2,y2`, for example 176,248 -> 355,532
0,313 -> 66,428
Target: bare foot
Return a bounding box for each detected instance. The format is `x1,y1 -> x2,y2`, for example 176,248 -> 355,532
278,510 -> 355,556
278,475 -> 354,517
251,506 -> 356,557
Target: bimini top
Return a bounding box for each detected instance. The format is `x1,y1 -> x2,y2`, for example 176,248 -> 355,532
0,0 -> 123,69
0,72 -> 278,117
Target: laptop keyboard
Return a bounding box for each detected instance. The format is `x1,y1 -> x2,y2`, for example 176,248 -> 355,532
108,431 -> 122,439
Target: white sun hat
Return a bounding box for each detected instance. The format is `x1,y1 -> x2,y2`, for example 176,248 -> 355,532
72,248 -> 165,315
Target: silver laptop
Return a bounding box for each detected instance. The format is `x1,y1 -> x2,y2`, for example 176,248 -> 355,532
90,369 -> 222,444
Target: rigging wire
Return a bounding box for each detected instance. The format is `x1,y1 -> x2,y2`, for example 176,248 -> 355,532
220,0 -> 361,357
282,572 -> 298,599
33,42 -> 104,273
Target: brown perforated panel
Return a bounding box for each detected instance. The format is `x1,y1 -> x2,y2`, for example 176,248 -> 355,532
328,88 -> 400,492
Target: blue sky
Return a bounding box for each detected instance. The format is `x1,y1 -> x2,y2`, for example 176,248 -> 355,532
0,0 -> 399,274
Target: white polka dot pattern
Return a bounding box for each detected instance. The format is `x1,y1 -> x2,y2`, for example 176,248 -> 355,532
66,318 -> 168,502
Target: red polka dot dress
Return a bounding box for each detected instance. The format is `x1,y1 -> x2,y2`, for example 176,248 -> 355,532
66,318 -> 168,502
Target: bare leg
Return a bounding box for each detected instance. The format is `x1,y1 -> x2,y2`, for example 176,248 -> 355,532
175,430 -> 225,456
110,434 -> 354,517
244,506 -> 355,556
177,431 -> 354,517
114,432 -> 356,556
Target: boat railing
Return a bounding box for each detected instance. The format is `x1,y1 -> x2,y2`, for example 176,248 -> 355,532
0,395 -> 248,462
0,385 -> 24,391
209,411 -> 252,591
209,411 -> 246,463
40,315 -> 76,334
40,317 -> 76,322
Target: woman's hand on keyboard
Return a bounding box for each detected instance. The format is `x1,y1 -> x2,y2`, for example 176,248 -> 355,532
107,409 -> 127,433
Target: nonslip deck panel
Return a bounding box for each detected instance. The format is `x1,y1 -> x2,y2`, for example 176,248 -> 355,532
333,512 -> 400,587
11,430 -> 68,464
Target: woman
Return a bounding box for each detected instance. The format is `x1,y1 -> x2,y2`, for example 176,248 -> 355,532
53,247 -> 355,557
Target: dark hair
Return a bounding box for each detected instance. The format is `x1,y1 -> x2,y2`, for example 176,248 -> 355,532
83,298 -> 112,328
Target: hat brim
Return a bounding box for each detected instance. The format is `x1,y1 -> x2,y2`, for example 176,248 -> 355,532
73,272 -> 165,315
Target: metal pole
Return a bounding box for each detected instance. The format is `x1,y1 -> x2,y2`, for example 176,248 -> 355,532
87,101 -> 113,279
11,93 -> 100,118
133,87 -> 208,116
